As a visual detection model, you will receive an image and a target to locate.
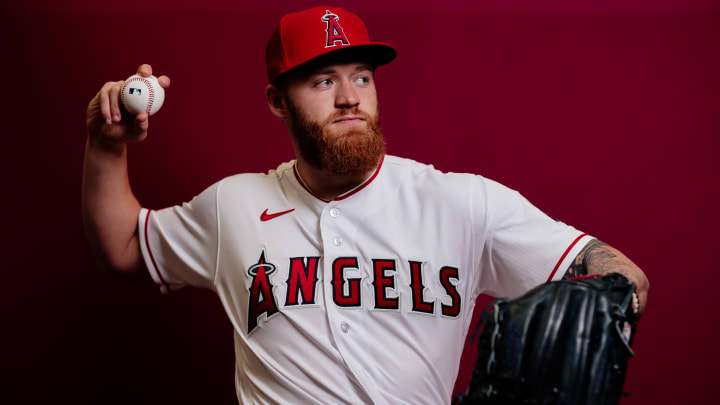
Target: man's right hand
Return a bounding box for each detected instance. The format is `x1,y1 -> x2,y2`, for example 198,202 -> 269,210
83,64 -> 169,276
86,64 -> 171,144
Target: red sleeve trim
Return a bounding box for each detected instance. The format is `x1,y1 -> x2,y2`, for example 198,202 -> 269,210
568,274 -> 602,280
144,210 -> 172,292
545,233 -> 588,282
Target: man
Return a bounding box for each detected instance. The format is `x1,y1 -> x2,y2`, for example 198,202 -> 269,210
83,6 -> 648,404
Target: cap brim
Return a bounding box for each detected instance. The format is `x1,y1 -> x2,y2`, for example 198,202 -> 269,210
274,42 -> 397,83
354,42 -> 398,66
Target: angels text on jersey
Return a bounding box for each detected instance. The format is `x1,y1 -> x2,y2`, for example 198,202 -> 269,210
247,251 -> 461,335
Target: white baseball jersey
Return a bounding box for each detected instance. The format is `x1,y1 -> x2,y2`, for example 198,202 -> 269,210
138,155 -> 592,404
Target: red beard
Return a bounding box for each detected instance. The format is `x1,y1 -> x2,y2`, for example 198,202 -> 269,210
287,101 -> 385,176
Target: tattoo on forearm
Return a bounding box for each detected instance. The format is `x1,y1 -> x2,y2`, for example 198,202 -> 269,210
563,240 -> 598,279
562,239 -> 634,281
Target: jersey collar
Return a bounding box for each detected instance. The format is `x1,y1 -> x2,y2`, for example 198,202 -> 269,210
292,155 -> 385,203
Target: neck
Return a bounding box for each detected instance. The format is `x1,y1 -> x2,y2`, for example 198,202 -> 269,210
295,157 -> 380,201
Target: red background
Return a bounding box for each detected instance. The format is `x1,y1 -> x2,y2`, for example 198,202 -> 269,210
3,0 -> 719,403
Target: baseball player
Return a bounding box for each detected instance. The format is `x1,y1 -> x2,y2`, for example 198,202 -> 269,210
83,6 -> 649,404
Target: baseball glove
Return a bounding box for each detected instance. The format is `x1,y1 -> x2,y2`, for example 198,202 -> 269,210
454,273 -> 638,405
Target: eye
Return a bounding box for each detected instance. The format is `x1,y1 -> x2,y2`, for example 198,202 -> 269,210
315,78 -> 333,88
355,76 -> 370,85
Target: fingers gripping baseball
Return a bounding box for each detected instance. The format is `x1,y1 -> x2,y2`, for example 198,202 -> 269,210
86,64 -> 170,144
137,64 -> 171,86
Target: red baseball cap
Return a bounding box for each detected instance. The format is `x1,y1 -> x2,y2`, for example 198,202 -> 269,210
266,6 -> 397,83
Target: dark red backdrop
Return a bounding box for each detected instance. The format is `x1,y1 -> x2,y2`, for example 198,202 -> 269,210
3,1 -> 719,403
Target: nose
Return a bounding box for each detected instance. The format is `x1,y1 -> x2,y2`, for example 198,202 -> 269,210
334,79 -> 359,109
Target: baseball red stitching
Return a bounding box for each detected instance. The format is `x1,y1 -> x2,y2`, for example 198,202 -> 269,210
123,76 -> 156,113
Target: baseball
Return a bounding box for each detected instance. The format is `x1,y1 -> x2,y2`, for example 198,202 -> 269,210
120,74 -> 165,116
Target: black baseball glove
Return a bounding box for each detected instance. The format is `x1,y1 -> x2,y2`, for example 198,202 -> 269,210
454,273 -> 638,405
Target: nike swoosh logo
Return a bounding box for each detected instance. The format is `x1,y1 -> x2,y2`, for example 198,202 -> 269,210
260,208 -> 295,221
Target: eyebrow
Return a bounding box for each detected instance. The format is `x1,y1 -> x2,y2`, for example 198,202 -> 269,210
314,64 -> 372,75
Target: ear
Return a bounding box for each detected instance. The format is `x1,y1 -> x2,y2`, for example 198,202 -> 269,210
266,84 -> 288,120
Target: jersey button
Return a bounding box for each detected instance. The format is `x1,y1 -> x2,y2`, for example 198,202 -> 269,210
341,322 -> 350,333
329,208 -> 339,218
333,236 -> 343,246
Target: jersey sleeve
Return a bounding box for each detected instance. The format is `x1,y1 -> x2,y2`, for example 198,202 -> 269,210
474,177 -> 593,298
138,181 -> 220,293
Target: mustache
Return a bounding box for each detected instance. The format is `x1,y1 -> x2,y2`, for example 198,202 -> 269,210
323,108 -> 373,125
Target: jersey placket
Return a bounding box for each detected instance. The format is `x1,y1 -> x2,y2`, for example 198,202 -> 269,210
319,200 -> 385,404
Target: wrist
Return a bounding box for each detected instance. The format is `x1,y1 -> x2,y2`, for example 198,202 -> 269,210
87,133 -> 127,156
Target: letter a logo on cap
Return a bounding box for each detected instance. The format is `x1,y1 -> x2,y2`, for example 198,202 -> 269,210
321,9 -> 350,48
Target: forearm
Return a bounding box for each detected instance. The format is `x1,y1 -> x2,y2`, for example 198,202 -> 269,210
82,136 -> 144,274
564,239 -> 649,316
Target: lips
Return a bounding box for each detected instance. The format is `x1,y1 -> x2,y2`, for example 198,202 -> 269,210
333,116 -> 365,124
